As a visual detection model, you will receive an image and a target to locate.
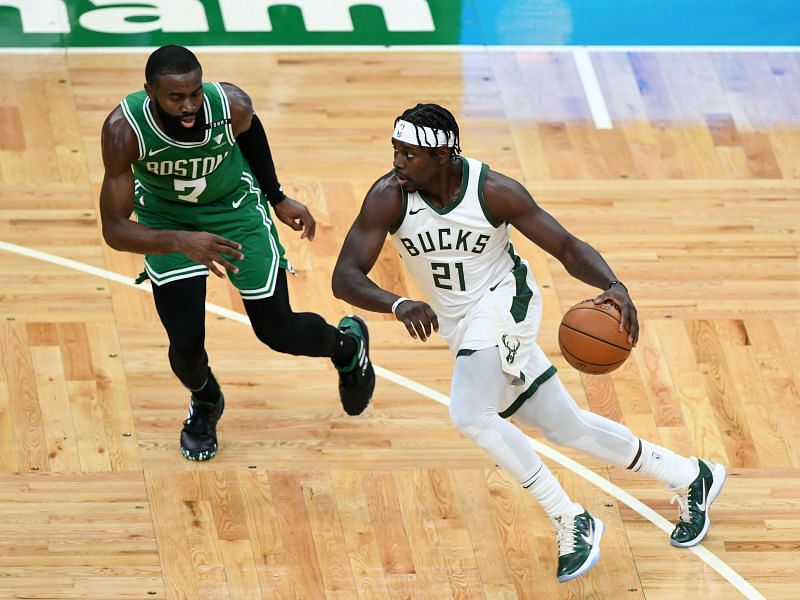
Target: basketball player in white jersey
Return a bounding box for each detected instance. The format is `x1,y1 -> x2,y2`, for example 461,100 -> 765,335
332,104 -> 726,583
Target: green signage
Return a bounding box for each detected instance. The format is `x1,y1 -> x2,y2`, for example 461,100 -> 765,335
0,0 -> 463,48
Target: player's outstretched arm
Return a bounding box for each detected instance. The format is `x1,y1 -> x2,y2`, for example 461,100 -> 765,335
98,107 -> 243,279
484,171 -> 638,344
332,175 -> 439,341
224,82 -> 316,241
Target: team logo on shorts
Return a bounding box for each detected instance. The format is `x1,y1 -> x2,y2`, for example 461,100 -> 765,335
502,334 -> 521,364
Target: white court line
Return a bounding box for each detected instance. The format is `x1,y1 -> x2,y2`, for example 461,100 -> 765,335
0,240 -> 765,600
572,47 -> 612,129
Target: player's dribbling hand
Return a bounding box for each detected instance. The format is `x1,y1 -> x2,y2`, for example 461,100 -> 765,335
593,285 -> 639,346
273,196 -> 316,241
176,231 -> 244,279
394,299 -> 439,342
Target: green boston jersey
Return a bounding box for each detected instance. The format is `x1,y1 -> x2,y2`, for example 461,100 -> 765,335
120,82 -> 245,205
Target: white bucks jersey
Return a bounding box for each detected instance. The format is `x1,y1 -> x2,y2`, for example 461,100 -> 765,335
390,157 -> 523,324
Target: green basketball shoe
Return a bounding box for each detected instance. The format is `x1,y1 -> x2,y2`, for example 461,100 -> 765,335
552,510 -> 605,583
669,458 -> 727,547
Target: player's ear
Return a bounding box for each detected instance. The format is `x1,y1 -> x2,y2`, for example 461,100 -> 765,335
436,145 -> 450,163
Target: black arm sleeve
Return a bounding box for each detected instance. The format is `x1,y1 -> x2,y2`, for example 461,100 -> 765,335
237,114 -> 286,206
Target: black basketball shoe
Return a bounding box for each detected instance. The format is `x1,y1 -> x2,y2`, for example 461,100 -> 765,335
334,315 -> 375,415
180,394 -> 225,461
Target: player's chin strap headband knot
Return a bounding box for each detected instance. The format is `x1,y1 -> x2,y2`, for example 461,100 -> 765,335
393,119 -> 455,148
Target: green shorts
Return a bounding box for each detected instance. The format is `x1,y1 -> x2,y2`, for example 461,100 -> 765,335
133,172 -> 289,300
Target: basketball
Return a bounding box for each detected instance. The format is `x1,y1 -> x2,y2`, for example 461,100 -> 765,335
558,300 -> 633,375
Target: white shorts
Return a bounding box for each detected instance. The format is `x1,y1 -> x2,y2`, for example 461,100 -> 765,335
439,266 -> 557,417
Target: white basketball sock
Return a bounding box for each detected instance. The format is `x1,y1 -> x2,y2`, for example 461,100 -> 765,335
632,440 -> 699,489
520,463 -> 583,519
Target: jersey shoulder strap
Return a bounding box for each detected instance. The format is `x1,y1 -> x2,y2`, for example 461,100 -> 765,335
203,82 -> 236,146
463,156 -> 500,227
119,89 -> 149,161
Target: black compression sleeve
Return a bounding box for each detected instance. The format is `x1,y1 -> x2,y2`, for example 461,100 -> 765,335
237,114 -> 286,206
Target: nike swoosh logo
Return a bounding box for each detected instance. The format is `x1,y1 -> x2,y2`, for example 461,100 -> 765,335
580,521 -> 594,545
148,146 -> 170,157
409,207 -> 427,215
232,192 -> 246,208
696,479 -> 708,511
489,281 -> 501,291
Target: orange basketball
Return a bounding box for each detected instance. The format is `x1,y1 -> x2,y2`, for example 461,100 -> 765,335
558,300 -> 633,375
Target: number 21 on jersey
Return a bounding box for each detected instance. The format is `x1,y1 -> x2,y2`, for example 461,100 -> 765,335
431,261 -> 466,291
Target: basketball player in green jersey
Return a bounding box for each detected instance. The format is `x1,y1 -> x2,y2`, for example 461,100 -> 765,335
99,45 -> 375,462
332,104 -> 726,583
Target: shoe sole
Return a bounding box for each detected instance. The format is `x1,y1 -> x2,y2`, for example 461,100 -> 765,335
557,517 -> 605,583
670,462 -> 727,548
181,445 -> 218,461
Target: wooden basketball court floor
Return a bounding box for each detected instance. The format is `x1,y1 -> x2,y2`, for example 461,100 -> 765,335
0,49 -> 798,599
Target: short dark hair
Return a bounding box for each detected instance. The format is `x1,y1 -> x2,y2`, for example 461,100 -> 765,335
395,103 -> 461,156
145,45 -> 201,87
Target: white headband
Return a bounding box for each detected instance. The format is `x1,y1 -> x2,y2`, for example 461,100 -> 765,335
392,119 -> 455,148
